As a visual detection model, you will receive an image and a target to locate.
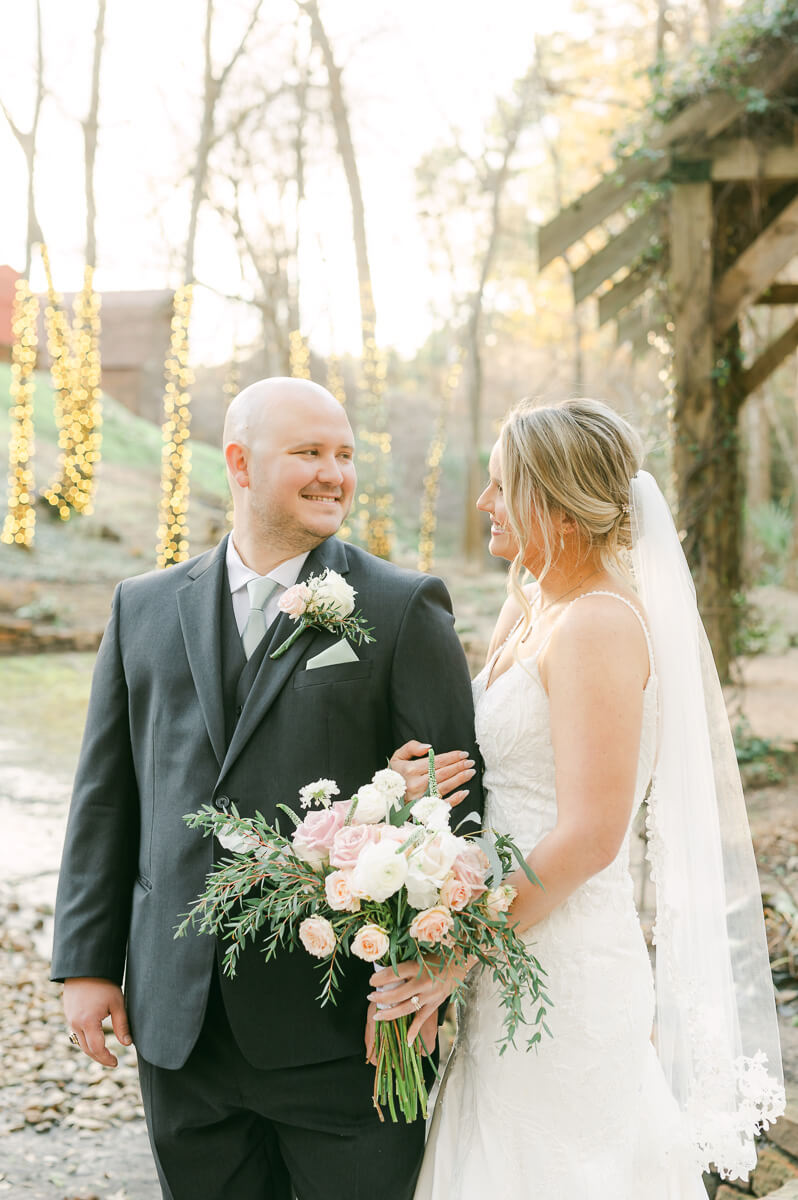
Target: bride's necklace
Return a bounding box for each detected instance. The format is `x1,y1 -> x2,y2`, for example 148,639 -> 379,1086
519,568 -> 602,643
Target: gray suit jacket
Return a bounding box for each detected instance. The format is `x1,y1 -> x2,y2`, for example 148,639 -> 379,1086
51,535 -> 483,1069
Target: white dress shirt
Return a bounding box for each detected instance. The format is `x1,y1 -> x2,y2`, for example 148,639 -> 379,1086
225,536 -> 311,636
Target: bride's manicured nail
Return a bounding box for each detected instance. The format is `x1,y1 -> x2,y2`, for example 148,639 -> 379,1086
465,760 -> 475,768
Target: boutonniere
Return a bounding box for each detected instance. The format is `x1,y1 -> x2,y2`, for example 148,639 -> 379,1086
271,569 -> 376,659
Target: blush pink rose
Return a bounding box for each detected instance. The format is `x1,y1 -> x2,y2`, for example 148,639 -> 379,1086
292,806 -> 346,866
409,905 -> 455,945
439,875 -> 471,911
278,582 -> 311,618
329,823 -> 378,870
350,924 -> 390,962
299,915 -> 336,958
324,870 -> 360,913
453,844 -> 490,899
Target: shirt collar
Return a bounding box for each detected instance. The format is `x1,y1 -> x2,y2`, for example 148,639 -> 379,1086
226,535 -> 311,594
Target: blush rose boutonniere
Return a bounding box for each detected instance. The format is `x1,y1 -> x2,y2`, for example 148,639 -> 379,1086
271,569 -> 375,659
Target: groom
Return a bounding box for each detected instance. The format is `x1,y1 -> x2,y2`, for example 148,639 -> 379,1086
51,377 -> 482,1200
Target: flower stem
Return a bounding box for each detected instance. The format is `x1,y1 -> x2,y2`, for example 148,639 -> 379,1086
270,619 -> 307,659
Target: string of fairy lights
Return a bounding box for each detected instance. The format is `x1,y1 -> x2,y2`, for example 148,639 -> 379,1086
155,284 -> 194,569
42,253 -> 103,519
356,282 -> 393,559
417,355 -> 462,573
289,329 -> 312,379
1,281 -> 39,548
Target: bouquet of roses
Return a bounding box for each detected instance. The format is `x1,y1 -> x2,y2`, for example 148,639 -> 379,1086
176,753 -> 550,1122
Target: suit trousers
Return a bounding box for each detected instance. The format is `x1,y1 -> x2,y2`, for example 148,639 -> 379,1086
137,969 -> 429,1200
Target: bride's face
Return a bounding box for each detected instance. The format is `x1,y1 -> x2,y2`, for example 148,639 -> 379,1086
476,444 -> 519,562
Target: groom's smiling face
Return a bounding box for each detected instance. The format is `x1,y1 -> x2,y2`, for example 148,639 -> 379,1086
252,395 -> 356,548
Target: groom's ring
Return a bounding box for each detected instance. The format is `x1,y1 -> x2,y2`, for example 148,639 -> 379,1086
410,994 -> 421,1011
68,1031 -> 80,1046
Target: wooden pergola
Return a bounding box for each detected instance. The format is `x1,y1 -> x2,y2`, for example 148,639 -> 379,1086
537,34 -> 798,678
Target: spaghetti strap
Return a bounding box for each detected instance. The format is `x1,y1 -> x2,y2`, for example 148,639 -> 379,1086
557,589 -> 656,679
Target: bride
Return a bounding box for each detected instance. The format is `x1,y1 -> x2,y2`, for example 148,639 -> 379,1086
374,397 -> 784,1195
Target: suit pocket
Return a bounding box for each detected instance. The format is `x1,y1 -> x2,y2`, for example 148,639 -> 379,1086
293,660 -> 373,689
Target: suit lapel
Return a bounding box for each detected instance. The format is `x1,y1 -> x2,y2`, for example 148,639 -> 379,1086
219,536 -> 351,780
176,537 -> 229,767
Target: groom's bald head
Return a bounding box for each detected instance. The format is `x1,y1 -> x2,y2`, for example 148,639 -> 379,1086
223,376 -> 356,559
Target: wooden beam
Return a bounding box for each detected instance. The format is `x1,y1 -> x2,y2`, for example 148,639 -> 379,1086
572,208 -> 662,304
597,261 -> 660,327
710,139 -> 798,181
741,316 -> 798,397
537,45 -> 798,268
755,283 -> 798,305
713,192 -> 798,335
670,182 -> 714,432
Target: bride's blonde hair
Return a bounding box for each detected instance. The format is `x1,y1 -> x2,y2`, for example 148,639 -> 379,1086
500,398 -> 644,643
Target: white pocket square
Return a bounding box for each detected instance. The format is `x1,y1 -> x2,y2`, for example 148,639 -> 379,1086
306,638 -> 359,670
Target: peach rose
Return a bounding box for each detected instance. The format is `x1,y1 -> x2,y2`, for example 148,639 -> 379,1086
278,582 -> 311,618
485,884 -> 517,918
409,905 -> 455,945
440,874 -> 471,911
292,806 -> 346,866
324,870 -> 360,913
329,823 -> 378,870
350,923 -> 390,962
453,843 -> 490,899
299,915 -> 336,958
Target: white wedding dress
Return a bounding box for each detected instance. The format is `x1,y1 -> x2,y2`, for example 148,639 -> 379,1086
415,592 -> 707,1199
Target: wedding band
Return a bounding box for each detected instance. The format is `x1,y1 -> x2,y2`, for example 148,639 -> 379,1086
68,1031 -> 79,1046
410,994 -> 421,1011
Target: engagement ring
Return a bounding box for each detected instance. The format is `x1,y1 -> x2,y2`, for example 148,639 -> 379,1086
68,1031 -> 80,1046
410,994 -> 421,1011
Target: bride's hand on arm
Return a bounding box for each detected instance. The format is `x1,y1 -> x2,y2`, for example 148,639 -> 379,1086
389,741 -> 476,806
506,597 -> 649,933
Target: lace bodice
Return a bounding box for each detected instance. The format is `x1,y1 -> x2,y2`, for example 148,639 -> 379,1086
473,591 -> 658,899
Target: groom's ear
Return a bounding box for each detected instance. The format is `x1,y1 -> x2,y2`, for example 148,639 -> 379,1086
225,442 -> 249,488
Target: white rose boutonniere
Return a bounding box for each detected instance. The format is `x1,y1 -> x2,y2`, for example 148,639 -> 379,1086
271,568 -> 375,659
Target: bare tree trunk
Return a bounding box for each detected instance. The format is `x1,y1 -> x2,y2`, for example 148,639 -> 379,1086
83,0 -> 106,269
298,0 -> 376,339
184,0 -> 263,284
743,392 -> 771,509
1,0 -> 45,277
463,77 -> 536,562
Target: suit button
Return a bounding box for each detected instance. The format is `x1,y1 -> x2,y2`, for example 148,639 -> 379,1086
214,794 -> 231,812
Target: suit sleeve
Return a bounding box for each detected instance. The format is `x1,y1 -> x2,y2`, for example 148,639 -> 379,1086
50,583 -> 140,984
389,575 -> 484,827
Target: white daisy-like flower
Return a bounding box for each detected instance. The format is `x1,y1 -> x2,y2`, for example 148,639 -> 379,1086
298,778 -> 341,809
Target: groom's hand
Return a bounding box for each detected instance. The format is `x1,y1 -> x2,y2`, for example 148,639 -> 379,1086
63,977 -> 132,1068
389,741 -> 476,805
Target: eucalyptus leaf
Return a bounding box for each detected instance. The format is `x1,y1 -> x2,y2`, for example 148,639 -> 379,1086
472,833 -> 503,888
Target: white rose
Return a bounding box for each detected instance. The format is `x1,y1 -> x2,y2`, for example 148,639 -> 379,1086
485,884 -> 517,918
310,570 -> 356,618
217,825 -> 259,855
408,831 -> 461,887
411,796 -> 451,832
405,865 -> 440,910
371,768 -> 407,805
349,784 -> 389,825
351,840 -> 409,903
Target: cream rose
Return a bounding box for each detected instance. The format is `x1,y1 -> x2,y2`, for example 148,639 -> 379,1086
351,840 -> 409,902
351,924 -> 390,962
485,884 -> 517,918
409,905 -> 455,945
404,865 -> 440,911
278,582 -> 311,618
349,783 -> 389,825
440,874 -> 472,911
299,915 -> 336,958
324,870 -> 360,913
409,831 -> 462,887
310,570 -> 356,618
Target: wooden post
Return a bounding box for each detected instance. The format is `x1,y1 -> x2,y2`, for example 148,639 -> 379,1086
670,182 -> 737,679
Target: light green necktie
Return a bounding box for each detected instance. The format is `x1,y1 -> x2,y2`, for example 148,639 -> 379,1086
242,577 -> 279,660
